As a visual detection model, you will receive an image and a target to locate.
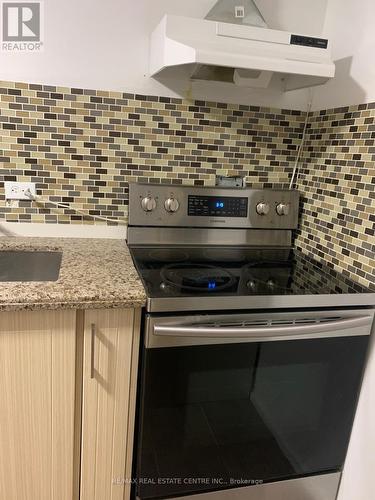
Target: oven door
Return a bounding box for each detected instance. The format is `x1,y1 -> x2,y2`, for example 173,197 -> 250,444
135,309 -> 374,500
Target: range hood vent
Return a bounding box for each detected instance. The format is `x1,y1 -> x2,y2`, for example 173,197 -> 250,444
149,7 -> 335,92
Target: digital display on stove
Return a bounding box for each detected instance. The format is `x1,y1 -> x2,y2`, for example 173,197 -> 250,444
188,195 -> 248,217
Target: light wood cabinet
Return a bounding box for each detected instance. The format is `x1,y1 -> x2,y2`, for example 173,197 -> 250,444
0,307 -> 141,500
0,309 -> 78,500
80,308 -> 141,500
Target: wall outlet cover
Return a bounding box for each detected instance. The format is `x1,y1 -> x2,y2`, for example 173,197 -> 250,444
4,182 -> 36,200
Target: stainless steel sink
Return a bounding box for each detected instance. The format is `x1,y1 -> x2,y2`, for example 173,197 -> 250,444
0,251 -> 62,282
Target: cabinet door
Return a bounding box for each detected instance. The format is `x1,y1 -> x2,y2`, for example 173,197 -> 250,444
80,308 -> 141,500
0,309 -> 78,500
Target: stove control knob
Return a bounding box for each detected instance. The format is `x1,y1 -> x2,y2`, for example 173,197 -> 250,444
164,197 -> 180,213
256,202 -> 270,216
276,203 -> 290,216
141,196 -> 156,212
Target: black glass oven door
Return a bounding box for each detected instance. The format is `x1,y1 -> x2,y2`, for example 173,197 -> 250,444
135,311 -> 372,499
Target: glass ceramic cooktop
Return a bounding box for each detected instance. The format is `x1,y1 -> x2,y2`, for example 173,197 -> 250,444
130,247 -> 374,299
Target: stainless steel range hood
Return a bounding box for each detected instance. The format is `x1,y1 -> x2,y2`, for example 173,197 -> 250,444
149,1 -> 335,91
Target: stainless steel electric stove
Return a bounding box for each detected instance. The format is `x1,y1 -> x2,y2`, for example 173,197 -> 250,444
127,183 -> 375,500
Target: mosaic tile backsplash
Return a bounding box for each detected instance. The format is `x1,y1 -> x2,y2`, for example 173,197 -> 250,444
295,104 -> 375,289
0,81 -> 374,288
0,80 -> 304,224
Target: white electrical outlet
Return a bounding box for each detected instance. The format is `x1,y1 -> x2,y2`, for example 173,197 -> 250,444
4,181 -> 36,200
235,5 -> 245,18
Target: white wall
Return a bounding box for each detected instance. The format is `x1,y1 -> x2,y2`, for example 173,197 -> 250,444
312,0 -> 375,110
2,0 -> 374,111
256,0 -> 328,34
0,0 -> 329,110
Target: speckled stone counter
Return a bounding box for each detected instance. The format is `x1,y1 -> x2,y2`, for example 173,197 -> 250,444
0,237 -> 146,312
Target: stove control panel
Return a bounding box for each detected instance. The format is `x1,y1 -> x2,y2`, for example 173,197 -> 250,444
188,195 -> 248,218
129,183 -> 300,229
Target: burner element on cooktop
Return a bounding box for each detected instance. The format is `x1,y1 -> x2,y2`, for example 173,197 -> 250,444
160,263 -> 236,292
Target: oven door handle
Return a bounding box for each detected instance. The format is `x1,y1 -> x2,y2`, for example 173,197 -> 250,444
153,315 -> 373,341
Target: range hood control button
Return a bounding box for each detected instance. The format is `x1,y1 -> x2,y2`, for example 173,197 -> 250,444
165,197 -> 180,213
141,196 -> 156,212
256,202 -> 270,215
276,203 -> 290,216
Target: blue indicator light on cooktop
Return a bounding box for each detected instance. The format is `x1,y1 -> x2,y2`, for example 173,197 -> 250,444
208,281 -> 216,289
215,202 -> 224,208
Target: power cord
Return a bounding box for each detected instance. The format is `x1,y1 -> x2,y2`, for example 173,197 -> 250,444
289,90 -> 313,190
24,189 -> 128,225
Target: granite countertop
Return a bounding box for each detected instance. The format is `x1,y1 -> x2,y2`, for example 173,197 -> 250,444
0,237 -> 146,312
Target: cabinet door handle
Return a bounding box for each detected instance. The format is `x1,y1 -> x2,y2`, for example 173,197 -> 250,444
90,323 -> 95,379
